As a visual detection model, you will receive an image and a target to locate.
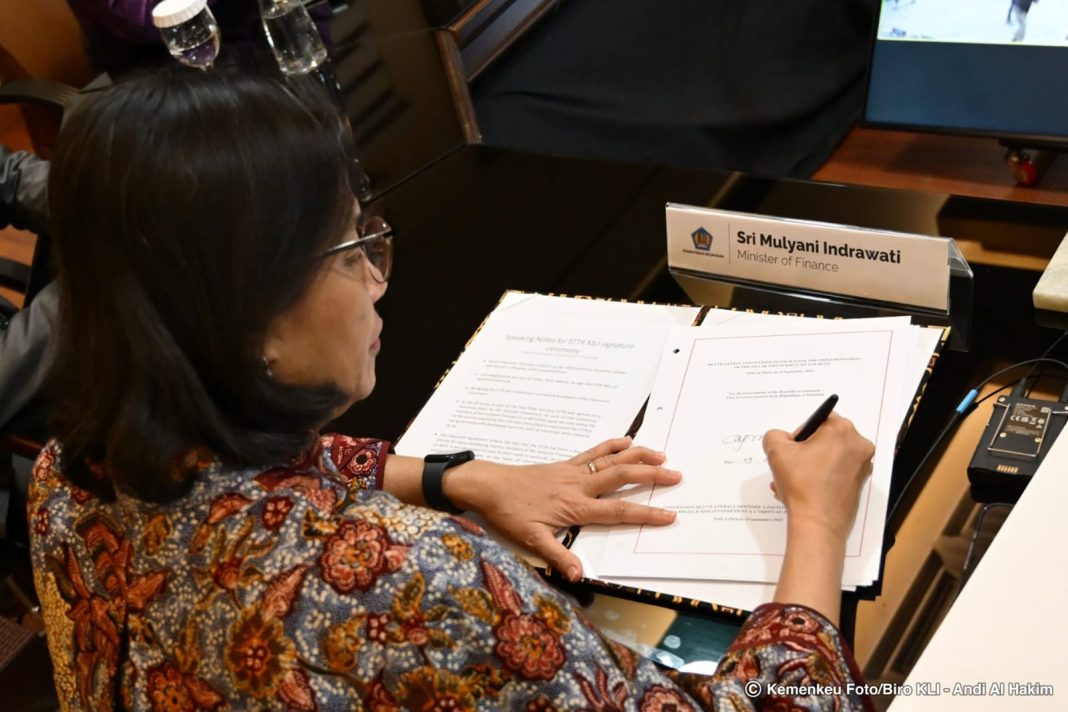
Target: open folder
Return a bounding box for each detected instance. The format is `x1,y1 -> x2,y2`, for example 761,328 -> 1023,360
396,292 -> 946,615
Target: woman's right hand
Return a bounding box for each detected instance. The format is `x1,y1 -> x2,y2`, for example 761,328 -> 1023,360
763,413 -> 875,543
763,413 -> 875,625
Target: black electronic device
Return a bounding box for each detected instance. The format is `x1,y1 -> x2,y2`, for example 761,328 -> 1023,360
967,392 -> 1068,502
865,1 -> 1068,147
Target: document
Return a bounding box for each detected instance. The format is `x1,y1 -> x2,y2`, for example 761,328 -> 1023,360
592,319 -> 910,586
397,292 -> 943,609
397,293 -> 700,464
395,293 -> 701,566
570,314 -> 938,604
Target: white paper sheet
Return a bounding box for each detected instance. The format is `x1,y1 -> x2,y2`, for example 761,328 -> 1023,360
394,293 -> 701,567
592,319 -> 912,587
570,322 -> 940,610
396,293 -> 700,462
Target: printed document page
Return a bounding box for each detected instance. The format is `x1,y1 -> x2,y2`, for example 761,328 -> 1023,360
594,319 -> 910,586
395,293 -> 700,463
571,319 -> 939,609
394,293 -> 700,567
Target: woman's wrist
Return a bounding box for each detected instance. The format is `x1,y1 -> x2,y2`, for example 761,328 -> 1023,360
785,509 -> 852,547
441,459 -> 501,514
776,519 -> 848,625
786,518 -> 848,558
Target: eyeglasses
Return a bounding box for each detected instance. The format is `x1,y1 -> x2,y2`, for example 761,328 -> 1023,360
318,214 -> 393,283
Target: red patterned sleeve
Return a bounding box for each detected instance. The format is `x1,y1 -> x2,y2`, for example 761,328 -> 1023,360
319,434 -> 391,491
670,603 -> 876,711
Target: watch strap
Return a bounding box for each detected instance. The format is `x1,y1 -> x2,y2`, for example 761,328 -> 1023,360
421,451 -> 474,514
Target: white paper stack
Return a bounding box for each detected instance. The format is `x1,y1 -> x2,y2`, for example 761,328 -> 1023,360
397,293 -> 943,612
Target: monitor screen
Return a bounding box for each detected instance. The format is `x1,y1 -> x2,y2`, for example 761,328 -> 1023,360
865,1 -> 1068,143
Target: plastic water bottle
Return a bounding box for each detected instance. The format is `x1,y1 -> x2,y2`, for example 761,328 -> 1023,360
257,1 -> 371,198
152,0 -> 221,70
259,0 -> 329,75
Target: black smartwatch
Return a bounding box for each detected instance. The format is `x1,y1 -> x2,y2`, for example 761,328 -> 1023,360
421,451 -> 475,514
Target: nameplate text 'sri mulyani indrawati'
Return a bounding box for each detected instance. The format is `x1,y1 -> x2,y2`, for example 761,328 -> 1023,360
666,204 -> 951,311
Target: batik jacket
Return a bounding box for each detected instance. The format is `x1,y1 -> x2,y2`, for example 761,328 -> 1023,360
29,434 -> 873,711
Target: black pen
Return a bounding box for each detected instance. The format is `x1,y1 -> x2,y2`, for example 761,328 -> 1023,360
794,394 -> 839,442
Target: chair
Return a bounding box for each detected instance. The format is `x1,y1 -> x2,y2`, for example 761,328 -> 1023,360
0,0 -> 86,417
0,77 -> 80,307
0,0 -> 90,302
0,83 -> 75,517
0,12 -> 87,693
0,71 -> 79,456
447,0 -> 561,83
435,0 -> 562,144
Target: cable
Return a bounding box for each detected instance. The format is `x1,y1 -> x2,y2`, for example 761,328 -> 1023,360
976,357 -> 1068,391
959,502 -> 1014,590
1022,371 -> 1049,398
886,357 -> 1068,525
886,411 -> 965,525
954,358 -> 1068,416
973,380 -> 1024,408
973,370 -> 1068,409
1022,332 -> 1068,397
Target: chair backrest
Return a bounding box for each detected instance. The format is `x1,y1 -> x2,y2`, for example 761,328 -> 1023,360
447,0 -> 560,82
432,0 -> 560,144
0,0 -> 89,307
0,0 -> 91,158
0,1 -> 86,470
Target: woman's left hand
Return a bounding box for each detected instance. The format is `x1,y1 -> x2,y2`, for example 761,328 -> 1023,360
445,437 -> 681,581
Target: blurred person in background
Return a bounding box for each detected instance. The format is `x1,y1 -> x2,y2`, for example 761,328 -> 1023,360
474,0 -> 878,178
0,144 -> 53,431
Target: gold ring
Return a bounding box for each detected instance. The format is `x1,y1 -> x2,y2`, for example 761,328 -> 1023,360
586,461 -> 598,474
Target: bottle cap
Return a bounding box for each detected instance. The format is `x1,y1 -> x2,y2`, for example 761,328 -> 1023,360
152,0 -> 209,28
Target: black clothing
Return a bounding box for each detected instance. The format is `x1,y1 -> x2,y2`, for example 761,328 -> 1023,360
0,146 -> 54,429
0,146 -> 48,234
473,0 -> 878,178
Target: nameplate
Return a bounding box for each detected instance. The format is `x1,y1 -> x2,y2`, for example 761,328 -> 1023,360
666,204 -> 951,311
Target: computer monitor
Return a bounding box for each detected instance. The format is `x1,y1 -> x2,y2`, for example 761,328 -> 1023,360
865,1 -> 1068,145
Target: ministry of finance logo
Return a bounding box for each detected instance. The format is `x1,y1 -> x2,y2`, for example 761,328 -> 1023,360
682,225 -> 725,259
691,227 -> 713,251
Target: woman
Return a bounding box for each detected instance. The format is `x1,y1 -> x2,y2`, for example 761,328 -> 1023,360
29,68 -> 876,711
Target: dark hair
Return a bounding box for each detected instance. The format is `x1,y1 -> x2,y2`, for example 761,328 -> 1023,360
48,67 -> 355,502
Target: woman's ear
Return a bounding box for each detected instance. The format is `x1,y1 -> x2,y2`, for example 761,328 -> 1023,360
261,309 -> 306,384
261,323 -> 287,377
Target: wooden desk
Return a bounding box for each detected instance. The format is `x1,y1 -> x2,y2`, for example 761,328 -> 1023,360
814,127 -> 1068,208
815,128 -> 1068,272
888,423 -> 1068,710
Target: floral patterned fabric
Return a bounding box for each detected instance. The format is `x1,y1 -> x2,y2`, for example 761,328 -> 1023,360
29,434 -> 874,711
